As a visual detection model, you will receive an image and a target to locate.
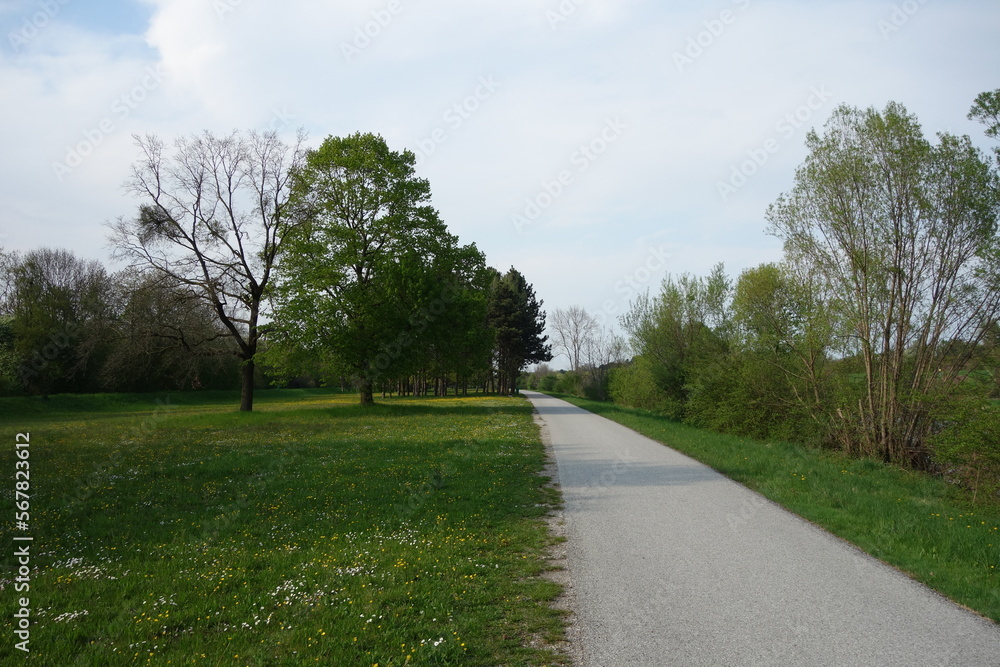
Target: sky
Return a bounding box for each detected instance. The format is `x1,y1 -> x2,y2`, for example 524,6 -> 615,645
1,0 -> 998,367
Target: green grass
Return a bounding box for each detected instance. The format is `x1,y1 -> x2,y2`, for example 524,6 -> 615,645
0,387 -> 354,418
0,389 -> 568,665
548,394 -> 1000,624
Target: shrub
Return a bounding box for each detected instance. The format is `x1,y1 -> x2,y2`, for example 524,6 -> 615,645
608,357 -> 679,416
553,370 -> 581,396
929,397 -> 1000,504
685,351 -> 818,443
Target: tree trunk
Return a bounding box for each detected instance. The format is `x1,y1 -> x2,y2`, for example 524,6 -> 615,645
359,377 -> 374,406
357,362 -> 375,406
240,359 -> 255,412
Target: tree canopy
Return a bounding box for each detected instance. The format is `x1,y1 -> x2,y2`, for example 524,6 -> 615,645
264,133 -> 545,404
608,94 -> 1000,476
489,267 -> 552,395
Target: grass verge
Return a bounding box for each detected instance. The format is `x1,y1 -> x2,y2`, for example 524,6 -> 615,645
0,389 -> 568,665
547,393 -> 1000,624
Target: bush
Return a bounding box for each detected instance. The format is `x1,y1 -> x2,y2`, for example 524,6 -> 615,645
684,352 -> 818,443
538,374 -> 558,392
929,397 -> 1000,504
553,370 -> 581,396
608,357 -> 680,416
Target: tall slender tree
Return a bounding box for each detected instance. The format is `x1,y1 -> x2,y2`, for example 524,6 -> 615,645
488,268 -> 551,395
550,305 -> 599,371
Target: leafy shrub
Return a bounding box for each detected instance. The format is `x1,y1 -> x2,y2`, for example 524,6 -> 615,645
608,357 -> 681,417
685,352 -> 818,442
538,374 -> 558,391
553,370 -> 581,396
929,397 -> 1000,504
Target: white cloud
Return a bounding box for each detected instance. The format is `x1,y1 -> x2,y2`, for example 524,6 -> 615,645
1,0 -> 998,314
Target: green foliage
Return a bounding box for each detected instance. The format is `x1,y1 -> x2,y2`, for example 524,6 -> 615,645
488,268 -> 552,395
553,370 -> 581,396
0,315 -> 18,395
685,350 -> 820,443
267,132 -> 486,405
608,355 -> 679,416
538,373 -> 559,392
580,367 -> 612,402
620,265 -> 731,416
0,250 -> 244,397
930,397 -> 1000,504
767,101 -> 1000,463
969,88 -> 1000,165
4,248 -> 117,395
101,269 -> 240,392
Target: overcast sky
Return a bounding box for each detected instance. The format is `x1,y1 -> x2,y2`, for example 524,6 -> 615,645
1,0 -> 998,367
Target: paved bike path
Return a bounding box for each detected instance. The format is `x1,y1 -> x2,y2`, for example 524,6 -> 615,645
522,391 -> 1000,666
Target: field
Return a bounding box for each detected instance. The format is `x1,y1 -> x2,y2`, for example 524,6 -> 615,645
0,389 -> 568,666
551,394 -> 1000,624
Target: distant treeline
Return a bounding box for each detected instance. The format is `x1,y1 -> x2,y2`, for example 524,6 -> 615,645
0,132 -> 551,406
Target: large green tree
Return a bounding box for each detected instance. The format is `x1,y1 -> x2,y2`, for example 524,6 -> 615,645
366,239 -> 493,396
267,132 -> 469,406
731,260 -> 836,421
619,265 -> 730,419
767,102 -> 1000,464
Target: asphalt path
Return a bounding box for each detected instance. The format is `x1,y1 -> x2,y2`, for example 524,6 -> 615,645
522,391 -> 1000,666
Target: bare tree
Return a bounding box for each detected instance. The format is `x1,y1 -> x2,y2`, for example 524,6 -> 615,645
582,325 -> 627,400
107,129 -> 306,411
550,305 -> 599,371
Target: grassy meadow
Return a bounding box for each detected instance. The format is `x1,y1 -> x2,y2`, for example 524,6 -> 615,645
550,394 -> 1000,624
0,389 -> 568,666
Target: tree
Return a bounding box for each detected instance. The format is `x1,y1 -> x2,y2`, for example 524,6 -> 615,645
581,325 -> 627,401
2,248 -> 116,395
101,269 -> 239,392
620,266 -> 730,418
0,250 -> 17,395
767,102 -> 1000,464
731,261 -> 836,422
266,132 -> 459,406
370,239 -> 493,397
0,315 -> 18,395
550,305 -> 599,371
488,268 -> 552,395
108,129 -> 306,411
969,88 -> 1000,165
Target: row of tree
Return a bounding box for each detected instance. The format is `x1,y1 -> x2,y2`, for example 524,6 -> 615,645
603,91 -> 1000,498
0,249 -> 240,396
1,132 -> 552,406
